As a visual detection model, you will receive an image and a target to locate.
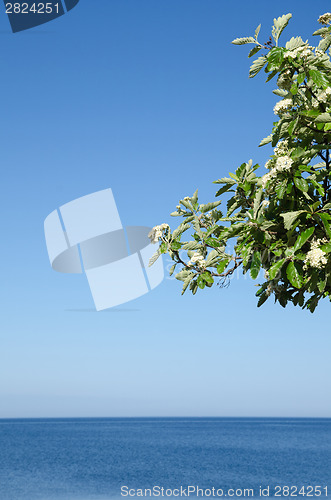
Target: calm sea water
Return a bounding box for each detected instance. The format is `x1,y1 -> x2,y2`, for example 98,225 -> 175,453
0,418 -> 330,500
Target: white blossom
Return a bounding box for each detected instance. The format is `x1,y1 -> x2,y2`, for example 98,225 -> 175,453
275,155 -> 293,171
284,44 -> 313,59
316,87 -> 331,103
262,153 -> 293,188
188,252 -> 206,268
318,13 -> 331,25
304,238 -> 328,269
274,98 -> 293,115
148,223 -> 169,244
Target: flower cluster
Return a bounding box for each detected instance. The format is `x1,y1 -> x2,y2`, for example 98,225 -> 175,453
187,252 -> 206,268
277,69 -> 293,90
304,238 -> 328,269
273,98 -> 293,115
262,142 -> 293,188
148,223 -> 169,244
318,12 -> 331,25
313,87 -> 331,108
284,43 -> 313,60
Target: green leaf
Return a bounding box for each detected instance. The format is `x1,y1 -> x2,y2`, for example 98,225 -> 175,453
265,70 -> 278,83
205,238 -> 221,248
290,82 -> 298,95
259,134 -> 272,146
286,261 -> 303,289
297,72 -> 306,85
160,242 -> 168,253
313,27 -> 331,36
280,210 -> 305,230
288,116 -> 300,136
248,46 -> 261,58
317,278 -> 327,293
190,279 -> 198,295
275,180 -> 287,199
253,188 -> 263,217
171,241 -> 181,251
317,34 -> 331,53
181,273 -> 195,295
217,259 -> 230,274
249,56 -> 267,78
272,13 -> 292,44
213,177 -> 237,185
294,227 -> 315,252
272,89 -> 289,97
200,201 -> 222,213
191,189 -> 198,205
250,251 -> 261,280
309,69 -> 329,88
315,112 -> 331,123
149,249 -> 161,267
172,222 -> 191,240
321,242 -> 331,253
197,275 -> 206,289
181,241 -> 202,251
255,24 -> 261,38
268,258 -> 286,280
267,47 -> 284,69
294,177 -> 308,193
205,249 -> 220,266
257,292 -> 269,307
180,199 -> 194,210
285,36 -> 304,50
232,36 -> 257,45
318,212 -> 331,239
201,272 -> 214,284
176,269 -> 193,282
215,184 -> 235,197
169,263 -> 177,276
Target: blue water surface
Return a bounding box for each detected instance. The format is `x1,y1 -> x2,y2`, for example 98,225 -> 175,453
0,418 -> 329,500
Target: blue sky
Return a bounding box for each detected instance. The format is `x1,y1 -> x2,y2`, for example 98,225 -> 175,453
0,0 -> 330,418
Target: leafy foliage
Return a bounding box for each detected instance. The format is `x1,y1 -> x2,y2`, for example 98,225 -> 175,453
149,13 -> 331,313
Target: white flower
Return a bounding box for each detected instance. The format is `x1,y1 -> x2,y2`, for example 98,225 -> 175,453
262,154 -> 293,188
261,171 -> 274,188
274,140 -> 289,156
274,155 -> 293,172
318,13 -> 331,25
316,87 -> 331,103
188,252 -> 206,268
304,238 -> 328,269
283,44 -> 313,60
274,98 -> 293,115
148,223 -> 169,244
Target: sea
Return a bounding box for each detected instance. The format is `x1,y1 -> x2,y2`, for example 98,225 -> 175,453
0,418 -> 330,500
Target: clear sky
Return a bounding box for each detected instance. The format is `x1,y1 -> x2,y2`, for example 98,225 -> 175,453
0,0 -> 330,418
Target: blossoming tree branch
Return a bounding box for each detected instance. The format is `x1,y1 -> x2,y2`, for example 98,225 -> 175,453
149,13 -> 331,313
